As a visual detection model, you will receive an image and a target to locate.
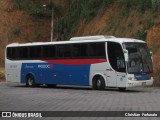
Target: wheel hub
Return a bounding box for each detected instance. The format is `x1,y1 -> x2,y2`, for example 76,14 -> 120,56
97,79 -> 101,87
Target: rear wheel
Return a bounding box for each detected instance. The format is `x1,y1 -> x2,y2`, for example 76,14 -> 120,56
26,74 -> 36,87
92,76 -> 105,90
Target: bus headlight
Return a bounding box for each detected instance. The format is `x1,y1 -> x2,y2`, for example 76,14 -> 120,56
128,77 -> 137,81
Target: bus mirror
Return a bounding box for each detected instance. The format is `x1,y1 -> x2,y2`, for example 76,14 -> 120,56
150,51 -> 153,61
124,50 -> 128,62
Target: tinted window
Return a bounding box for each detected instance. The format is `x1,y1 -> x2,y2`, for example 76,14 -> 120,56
7,47 -> 17,59
56,44 -> 71,58
42,45 -> 56,58
88,43 -> 105,58
43,45 -> 50,58
72,44 -> 81,57
107,42 -> 126,72
29,46 -> 42,59
71,42 -> 106,58
81,44 -> 88,57
18,47 -> 28,59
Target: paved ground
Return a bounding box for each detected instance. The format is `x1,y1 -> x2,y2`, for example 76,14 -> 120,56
0,82 -> 160,120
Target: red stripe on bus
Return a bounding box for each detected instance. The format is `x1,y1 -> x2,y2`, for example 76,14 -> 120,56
43,59 -> 107,65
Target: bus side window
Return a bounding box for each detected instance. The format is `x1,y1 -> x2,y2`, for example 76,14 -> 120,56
7,47 -> 17,60
29,46 -> 42,59
88,43 -> 105,58
107,42 -> 126,72
18,47 -> 28,59
56,44 -> 71,58
72,44 -> 81,58
80,44 -> 88,58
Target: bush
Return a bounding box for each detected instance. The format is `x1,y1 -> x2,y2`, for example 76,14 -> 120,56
116,0 -> 139,8
33,31 -> 41,40
138,0 -> 152,13
145,18 -> 155,29
23,33 -> 29,41
152,0 -> 159,11
14,0 -> 61,18
11,26 -> 21,36
104,20 -> 115,32
14,0 -> 30,9
134,28 -> 147,40
56,0 -> 113,40
128,21 -> 134,28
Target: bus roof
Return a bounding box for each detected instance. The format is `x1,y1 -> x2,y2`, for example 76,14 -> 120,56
6,35 -> 145,47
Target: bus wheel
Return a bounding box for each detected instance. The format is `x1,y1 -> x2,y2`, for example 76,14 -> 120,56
92,76 -> 105,90
118,87 -> 126,91
26,74 -> 36,87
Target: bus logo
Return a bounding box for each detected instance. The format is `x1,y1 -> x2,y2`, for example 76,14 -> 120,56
38,64 -> 54,69
2,112 -> 11,117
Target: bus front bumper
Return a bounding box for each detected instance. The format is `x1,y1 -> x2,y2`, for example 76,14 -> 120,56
127,79 -> 153,87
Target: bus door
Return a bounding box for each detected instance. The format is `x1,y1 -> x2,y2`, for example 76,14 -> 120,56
116,72 -> 126,88
107,42 -> 126,87
106,67 -> 117,87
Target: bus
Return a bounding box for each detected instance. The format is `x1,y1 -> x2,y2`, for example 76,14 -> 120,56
5,35 -> 153,90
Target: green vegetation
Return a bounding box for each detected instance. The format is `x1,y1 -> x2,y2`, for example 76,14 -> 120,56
152,0 -> 159,11
33,31 -> 41,41
13,0 -> 158,41
145,18 -> 155,29
23,33 -> 29,42
14,0 -> 61,18
116,0 -> 156,12
128,21 -> 134,28
134,28 -> 147,41
55,0 -> 114,40
10,26 -> 21,36
103,20 -> 116,32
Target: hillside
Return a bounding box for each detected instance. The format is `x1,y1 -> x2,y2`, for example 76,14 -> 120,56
0,0 -> 160,85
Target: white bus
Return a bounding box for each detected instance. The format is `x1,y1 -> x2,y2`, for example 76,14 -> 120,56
5,35 -> 153,90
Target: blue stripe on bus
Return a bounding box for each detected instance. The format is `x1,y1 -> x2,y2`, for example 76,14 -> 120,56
134,74 -> 151,80
21,63 -> 90,86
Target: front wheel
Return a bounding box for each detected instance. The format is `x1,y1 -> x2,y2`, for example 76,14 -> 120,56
26,74 -> 36,87
92,76 -> 105,90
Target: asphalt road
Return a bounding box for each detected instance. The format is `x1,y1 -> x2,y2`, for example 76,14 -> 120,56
0,82 -> 160,120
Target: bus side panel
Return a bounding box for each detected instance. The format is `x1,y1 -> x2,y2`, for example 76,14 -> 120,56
90,62 -> 108,86
6,61 -> 21,83
21,63 -> 43,84
47,64 -> 90,86
21,62 -> 90,86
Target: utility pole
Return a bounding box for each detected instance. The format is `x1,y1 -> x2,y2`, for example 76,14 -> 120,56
51,7 -> 54,42
43,4 -> 54,42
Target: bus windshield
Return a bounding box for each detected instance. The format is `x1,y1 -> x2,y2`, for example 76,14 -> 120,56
124,43 -> 153,74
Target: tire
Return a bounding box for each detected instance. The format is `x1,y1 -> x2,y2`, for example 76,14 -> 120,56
92,76 -> 105,90
118,87 -> 126,91
26,74 -> 36,87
